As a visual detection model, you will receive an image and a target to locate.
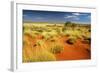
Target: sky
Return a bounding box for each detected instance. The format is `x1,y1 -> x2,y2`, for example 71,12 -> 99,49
23,10 -> 91,24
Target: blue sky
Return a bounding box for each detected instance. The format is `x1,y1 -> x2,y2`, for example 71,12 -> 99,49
23,10 -> 91,24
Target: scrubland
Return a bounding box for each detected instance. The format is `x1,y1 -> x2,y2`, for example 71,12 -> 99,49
23,22 -> 91,62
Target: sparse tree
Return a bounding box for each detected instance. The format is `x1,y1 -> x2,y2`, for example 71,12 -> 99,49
64,21 -> 71,26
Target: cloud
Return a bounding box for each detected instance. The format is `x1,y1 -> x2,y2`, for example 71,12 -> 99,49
72,13 -> 80,16
72,13 -> 87,16
64,15 -> 79,20
64,15 -> 76,18
64,12 -> 88,21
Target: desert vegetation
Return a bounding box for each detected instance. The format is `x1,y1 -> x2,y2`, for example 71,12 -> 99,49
23,22 -> 91,62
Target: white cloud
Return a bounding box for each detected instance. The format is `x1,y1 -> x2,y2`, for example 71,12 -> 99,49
72,13 -> 87,16
64,15 -> 76,18
64,15 -> 79,20
72,13 -> 81,16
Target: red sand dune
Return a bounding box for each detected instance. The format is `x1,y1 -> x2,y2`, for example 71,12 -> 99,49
55,36 -> 91,60
23,34 -> 91,61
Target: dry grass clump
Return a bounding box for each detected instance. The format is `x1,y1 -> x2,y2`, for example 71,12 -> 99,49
23,49 -> 56,62
81,38 -> 91,44
66,36 -> 77,45
32,50 -> 56,62
26,40 -> 56,62
23,40 -> 56,62
49,44 -> 64,54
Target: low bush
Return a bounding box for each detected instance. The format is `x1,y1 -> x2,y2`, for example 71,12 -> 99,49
49,45 -> 64,54
82,38 -> 91,44
66,36 -> 76,45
